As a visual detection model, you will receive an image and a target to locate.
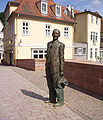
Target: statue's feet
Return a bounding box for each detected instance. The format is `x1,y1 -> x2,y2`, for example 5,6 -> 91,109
44,100 -> 56,104
53,102 -> 64,107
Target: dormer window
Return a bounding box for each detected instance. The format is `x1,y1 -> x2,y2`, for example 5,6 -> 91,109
55,4 -> 61,18
41,0 -> 48,15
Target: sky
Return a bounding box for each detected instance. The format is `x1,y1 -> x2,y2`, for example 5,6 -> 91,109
0,0 -> 103,16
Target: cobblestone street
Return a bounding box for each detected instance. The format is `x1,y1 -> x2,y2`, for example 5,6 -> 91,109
0,65 -> 103,120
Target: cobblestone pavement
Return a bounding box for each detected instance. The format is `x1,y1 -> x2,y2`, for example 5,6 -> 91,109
0,65 -> 84,120
9,66 -> 103,120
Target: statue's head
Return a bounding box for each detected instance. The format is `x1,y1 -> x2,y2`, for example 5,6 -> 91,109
52,29 -> 60,41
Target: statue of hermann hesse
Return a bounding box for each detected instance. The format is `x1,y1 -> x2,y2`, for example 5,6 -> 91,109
45,29 -> 68,107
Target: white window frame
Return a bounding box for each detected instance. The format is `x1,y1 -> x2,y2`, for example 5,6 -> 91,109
96,17 -> 98,25
95,48 -> 97,58
55,5 -> 61,18
78,48 -> 83,55
22,21 -> 29,35
91,15 -> 93,23
93,32 -> 95,41
64,27 -> 69,38
91,32 -> 93,40
96,33 -> 98,41
45,24 -> 51,37
74,48 -> 78,55
41,1 -> 48,15
90,48 -> 93,59
32,48 -> 47,59
83,48 -> 86,55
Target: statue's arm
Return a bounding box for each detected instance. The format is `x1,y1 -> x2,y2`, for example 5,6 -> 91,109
59,43 -> 65,76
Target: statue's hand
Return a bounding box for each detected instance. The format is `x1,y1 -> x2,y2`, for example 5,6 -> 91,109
57,80 -> 63,89
60,72 -> 63,76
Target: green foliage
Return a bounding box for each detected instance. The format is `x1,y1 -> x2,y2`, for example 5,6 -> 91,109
0,12 -> 5,26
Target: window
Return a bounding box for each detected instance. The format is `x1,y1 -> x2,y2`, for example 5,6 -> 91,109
93,32 -> 95,41
96,33 -> 98,41
23,22 -> 29,35
74,48 -> 78,55
83,48 -> 86,55
41,2 -> 48,15
45,25 -> 51,37
90,48 -> 93,58
91,15 -> 93,23
64,27 -> 69,38
32,49 -> 47,59
95,48 -> 97,58
78,48 -> 82,55
91,32 -> 93,40
56,5 -> 61,17
96,18 -> 98,25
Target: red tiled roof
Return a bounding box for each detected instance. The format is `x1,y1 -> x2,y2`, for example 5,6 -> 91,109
73,9 -> 81,15
14,0 -> 23,3
12,0 -> 75,23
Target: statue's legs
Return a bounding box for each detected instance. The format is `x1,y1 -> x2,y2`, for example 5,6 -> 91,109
46,66 -> 56,103
52,74 -> 64,107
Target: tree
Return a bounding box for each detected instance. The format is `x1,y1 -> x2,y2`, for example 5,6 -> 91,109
0,12 -> 5,26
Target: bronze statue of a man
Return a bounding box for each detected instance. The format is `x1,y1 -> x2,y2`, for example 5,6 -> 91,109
45,29 -> 68,107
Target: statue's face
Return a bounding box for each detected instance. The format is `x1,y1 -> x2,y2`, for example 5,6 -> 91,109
52,30 -> 60,40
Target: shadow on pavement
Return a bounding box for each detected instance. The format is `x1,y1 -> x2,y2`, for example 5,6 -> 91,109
21,89 -> 48,101
68,83 -> 103,101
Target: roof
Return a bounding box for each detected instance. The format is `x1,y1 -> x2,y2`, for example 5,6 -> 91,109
73,9 -> 81,15
7,0 -> 75,24
75,11 -> 102,18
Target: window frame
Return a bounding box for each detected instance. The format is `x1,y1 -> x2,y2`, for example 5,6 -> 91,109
96,33 -> 98,41
78,48 -> 83,56
90,48 -> 93,59
45,24 -> 51,37
83,48 -> 86,55
91,15 -> 93,23
64,27 -> 69,38
32,48 -> 47,59
96,17 -> 98,25
74,48 -> 78,55
91,32 -> 93,40
41,1 -> 48,15
22,21 -> 29,36
95,48 -> 97,58
55,5 -> 61,18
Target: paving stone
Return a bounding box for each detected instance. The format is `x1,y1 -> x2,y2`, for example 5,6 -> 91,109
0,65 -> 103,120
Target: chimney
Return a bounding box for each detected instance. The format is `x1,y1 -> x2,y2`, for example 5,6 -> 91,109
66,5 -> 71,16
71,7 -> 74,18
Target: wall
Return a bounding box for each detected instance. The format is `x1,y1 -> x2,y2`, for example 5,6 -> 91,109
16,59 -> 35,71
74,13 -> 87,43
87,14 -> 101,61
16,59 -> 103,96
74,42 -> 87,60
16,16 -> 74,60
64,60 -> 103,96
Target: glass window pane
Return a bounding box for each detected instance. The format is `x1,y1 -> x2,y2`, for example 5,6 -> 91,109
39,55 -> 43,58
26,23 -> 28,26
23,23 -> 25,26
34,55 -> 38,58
39,50 -> 43,53
34,50 -> 38,53
45,50 -> 47,53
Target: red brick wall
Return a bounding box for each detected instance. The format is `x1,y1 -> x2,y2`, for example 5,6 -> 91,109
35,59 -> 46,71
16,59 -> 103,96
64,61 -> 103,96
16,59 -> 35,71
